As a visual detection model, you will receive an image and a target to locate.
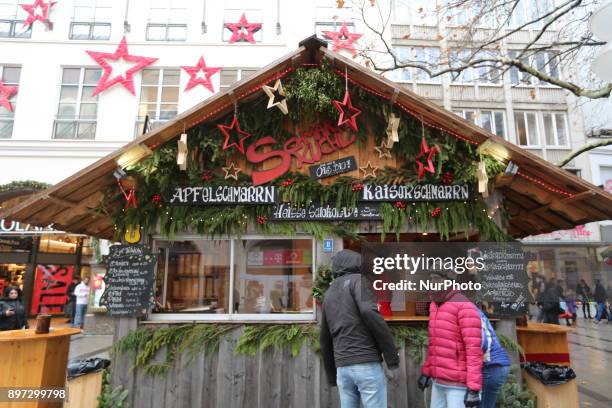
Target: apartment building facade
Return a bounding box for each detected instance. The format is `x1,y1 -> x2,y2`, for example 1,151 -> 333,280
0,0 -> 608,288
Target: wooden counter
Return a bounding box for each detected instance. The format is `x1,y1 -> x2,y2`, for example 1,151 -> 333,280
0,328 -> 81,408
516,322 -> 573,366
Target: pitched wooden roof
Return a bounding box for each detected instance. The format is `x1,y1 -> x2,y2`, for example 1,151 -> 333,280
1,36 -> 611,239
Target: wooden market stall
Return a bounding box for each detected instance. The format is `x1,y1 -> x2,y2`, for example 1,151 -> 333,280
1,37 -> 612,408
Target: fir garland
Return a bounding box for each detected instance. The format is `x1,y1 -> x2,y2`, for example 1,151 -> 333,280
103,63 -> 508,242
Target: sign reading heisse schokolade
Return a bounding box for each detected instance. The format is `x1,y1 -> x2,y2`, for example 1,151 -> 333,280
271,203 -> 381,221
360,183 -> 470,202
169,185 -> 278,205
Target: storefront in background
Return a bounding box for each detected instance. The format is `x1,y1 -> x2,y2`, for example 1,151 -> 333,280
0,218 -> 89,316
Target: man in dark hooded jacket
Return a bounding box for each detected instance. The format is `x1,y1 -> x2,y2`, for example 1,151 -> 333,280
320,249 -> 399,408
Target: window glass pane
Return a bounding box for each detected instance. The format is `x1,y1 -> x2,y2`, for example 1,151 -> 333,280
542,113 -> 555,145
140,87 -> 158,103
515,112 -> 527,146
526,112 -> 538,145
481,111 -> 493,132
13,24 -> 31,38
158,240 -> 231,313
79,103 -> 97,118
464,111 -> 476,124
494,111 -> 505,138
57,103 -> 76,118
71,24 -> 90,39
234,239 -> 313,314
548,53 -> 560,79
77,122 -> 96,139
62,68 -> 81,84
220,69 -> 238,87
240,69 -> 257,79
0,21 -> 11,37
161,87 -> 178,103
81,86 -> 97,102
149,9 -> 167,22
139,102 -> 157,118
59,86 -> 78,102
2,66 -> 20,84
159,104 -> 177,119
142,69 -> 160,86
74,6 -> 94,21
84,69 -> 101,85
0,120 -> 13,138
555,114 -> 568,146
94,7 -> 113,21
147,24 -> 166,40
54,121 -> 76,139
162,69 -> 180,85
91,23 -> 111,39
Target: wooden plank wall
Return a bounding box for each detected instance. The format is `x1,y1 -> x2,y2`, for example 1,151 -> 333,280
116,326 -> 427,408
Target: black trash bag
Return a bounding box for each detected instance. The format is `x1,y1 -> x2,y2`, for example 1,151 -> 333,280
67,358 -> 111,379
522,362 -> 576,385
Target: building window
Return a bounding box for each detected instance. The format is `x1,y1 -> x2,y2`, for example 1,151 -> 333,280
391,46 -> 441,83
509,51 -> 560,86
443,0 -> 495,28
0,0 -> 32,38
514,111 -> 539,147
153,237 -> 314,318
53,68 -> 101,140
509,0 -> 554,28
146,0 -> 187,41
219,67 -> 257,91
450,49 -> 501,85
0,65 -> 20,139
135,68 -> 180,136
70,0 -> 112,40
542,112 -> 569,147
453,109 -> 506,138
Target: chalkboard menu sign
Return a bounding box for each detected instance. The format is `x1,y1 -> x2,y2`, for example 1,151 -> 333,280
477,244 -> 533,316
309,156 -> 357,179
100,245 -> 156,317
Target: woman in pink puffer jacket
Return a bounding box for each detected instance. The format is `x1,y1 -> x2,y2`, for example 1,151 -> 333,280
418,290 -> 483,407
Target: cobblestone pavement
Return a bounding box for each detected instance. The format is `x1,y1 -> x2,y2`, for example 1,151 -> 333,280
568,317 -> 612,407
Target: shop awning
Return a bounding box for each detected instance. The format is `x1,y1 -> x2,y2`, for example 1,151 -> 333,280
1,36 -> 611,240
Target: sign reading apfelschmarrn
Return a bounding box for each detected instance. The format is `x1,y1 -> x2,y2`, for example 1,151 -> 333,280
168,185 -> 278,205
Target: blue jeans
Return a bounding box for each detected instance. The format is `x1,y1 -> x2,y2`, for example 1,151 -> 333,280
73,304 -> 87,329
595,302 -> 606,321
480,365 -> 510,408
430,381 -> 466,408
336,362 -> 386,408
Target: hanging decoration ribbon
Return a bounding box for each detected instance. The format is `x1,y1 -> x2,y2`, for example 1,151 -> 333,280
117,180 -> 137,209
177,128 -> 188,171
477,160 -> 489,197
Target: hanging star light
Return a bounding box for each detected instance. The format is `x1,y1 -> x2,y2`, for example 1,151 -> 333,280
262,79 -> 288,114
322,22 -> 363,54
86,36 -> 158,96
224,13 -> 262,44
333,90 -> 361,131
21,0 -> 56,28
359,161 -> 378,178
385,113 -> 400,147
415,138 -> 438,179
374,140 -> 392,159
217,115 -> 252,154
223,162 -> 242,180
0,81 -> 18,112
181,56 -> 220,92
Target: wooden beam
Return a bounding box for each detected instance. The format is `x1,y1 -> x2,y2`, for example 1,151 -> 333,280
42,195 -> 77,208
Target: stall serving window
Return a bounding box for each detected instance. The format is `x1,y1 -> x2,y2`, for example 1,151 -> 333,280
152,237 -> 315,321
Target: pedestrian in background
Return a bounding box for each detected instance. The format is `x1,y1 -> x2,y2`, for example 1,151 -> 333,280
478,307 -> 511,408
539,279 -> 560,325
65,276 -> 79,324
0,286 -> 29,331
418,272 -> 482,408
576,279 -> 592,319
320,249 -> 399,408
594,280 -> 607,324
73,276 -> 90,329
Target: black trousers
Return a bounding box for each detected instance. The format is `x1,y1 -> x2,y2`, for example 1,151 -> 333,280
582,301 -> 592,318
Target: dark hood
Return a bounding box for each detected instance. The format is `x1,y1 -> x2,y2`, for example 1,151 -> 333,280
332,249 -> 362,277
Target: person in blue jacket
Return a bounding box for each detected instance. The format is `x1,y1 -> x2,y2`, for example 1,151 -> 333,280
478,308 -> 512,408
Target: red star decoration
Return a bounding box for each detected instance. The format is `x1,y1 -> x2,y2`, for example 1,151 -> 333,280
333,90 -> 361,131
224,13 -> 262,44
217,115 -> 252,154
0,81 -> 18,112
181,56 -> 220,93
415,138 -> 438,180
322,22 -> 363,54
21,0 -> 55,27
86,36 -> 158,97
